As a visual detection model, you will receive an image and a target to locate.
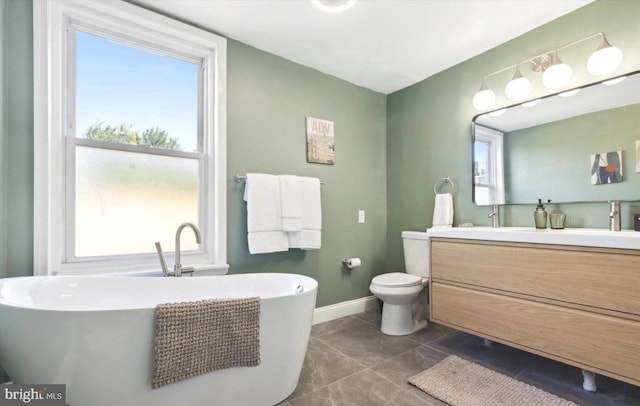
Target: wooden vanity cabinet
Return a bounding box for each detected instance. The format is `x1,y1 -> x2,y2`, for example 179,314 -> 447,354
429,237 -> 640,386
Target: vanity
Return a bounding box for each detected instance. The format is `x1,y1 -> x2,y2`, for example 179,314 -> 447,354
427,227 -> 640,388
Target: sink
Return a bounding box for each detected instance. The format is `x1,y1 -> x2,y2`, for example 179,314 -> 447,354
427,226 -> 640,250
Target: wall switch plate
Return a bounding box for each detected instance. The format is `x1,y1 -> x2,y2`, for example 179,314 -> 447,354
358,210 -> 365,223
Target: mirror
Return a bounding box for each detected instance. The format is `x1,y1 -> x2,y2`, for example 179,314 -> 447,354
472,71 -> 640,206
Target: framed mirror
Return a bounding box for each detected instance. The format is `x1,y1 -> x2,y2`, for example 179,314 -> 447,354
472,71 -> 640,206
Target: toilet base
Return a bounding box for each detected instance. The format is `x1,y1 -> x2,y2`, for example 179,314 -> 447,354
380,303 -> 428,336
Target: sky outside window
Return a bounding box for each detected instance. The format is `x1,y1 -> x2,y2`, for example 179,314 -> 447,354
75,31 -> 199,152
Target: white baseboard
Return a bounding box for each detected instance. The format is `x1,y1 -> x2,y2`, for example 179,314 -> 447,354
313,295 -> 379,325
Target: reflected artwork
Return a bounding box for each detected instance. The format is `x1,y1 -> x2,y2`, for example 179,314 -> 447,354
591,150 -> 623,185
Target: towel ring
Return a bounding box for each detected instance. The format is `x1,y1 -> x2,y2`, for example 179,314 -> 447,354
434,177 -> 456,195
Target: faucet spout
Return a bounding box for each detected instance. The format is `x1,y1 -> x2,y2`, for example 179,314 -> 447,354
488,205 -> 500,228
174,222 -> 202,276
608,201 -> 621,232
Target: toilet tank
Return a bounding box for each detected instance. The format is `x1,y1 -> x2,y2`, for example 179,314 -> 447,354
401,231 -> 430,278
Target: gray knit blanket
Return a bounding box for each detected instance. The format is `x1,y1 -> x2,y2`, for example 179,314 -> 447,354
152,297 -> 261,389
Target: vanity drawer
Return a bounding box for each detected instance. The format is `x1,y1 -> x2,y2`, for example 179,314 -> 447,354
431,239 -> 640,316
431,282 -> 640,384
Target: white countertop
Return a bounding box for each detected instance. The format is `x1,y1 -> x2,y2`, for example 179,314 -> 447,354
427,226 -> 640,250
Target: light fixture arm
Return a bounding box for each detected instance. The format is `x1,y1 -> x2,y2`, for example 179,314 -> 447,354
482,32 -> 606,83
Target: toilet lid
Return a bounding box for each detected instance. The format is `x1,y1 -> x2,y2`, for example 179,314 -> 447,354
372,272 -> 422,287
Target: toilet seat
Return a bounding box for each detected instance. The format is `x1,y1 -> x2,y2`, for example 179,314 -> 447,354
371,272 -> 422,288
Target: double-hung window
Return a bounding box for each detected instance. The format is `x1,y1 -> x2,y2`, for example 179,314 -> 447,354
34,0 -> 227,275
473,125 -> 505,205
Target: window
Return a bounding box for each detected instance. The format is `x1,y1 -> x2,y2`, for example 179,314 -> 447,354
34,0 -> 227,275
473,125 -> 505,205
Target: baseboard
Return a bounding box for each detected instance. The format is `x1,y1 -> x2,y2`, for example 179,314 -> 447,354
313,295 -> 379,325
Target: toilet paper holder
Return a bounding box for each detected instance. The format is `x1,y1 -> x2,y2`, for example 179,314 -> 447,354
342,258 -> 361,268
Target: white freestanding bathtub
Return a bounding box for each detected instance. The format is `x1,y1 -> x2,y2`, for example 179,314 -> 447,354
0,273 -> 317,406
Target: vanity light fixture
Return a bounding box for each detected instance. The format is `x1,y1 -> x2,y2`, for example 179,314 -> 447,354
310,0 -> 357,13
472,32 -> 623,111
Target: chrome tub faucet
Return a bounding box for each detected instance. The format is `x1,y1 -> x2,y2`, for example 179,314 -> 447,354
155,222 -> 202,277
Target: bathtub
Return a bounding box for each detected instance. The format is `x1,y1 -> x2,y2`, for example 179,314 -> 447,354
0,273 -> 317,406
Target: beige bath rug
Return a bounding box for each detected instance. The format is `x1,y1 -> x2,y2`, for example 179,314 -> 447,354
408,355 -> 580,406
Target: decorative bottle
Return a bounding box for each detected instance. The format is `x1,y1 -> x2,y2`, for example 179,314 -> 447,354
534,199 -> 548,229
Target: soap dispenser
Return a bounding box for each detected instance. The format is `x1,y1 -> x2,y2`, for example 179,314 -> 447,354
534,199 -> 548,229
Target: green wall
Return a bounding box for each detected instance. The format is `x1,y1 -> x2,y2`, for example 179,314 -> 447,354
505,104 -> 640,205
386,0 -> 640,272
226,40 -> 387,307
2,0 -> 32,279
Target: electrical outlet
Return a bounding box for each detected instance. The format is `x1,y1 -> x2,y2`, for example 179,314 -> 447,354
358,210 -> 365,223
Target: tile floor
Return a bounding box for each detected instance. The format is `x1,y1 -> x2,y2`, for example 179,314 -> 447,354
279,309 -> 639,406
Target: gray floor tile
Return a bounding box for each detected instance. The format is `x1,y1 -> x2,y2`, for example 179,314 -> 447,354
317,322 -> 422,368
284,313 -> 639,406
371,344 -> 449,403
287,337 -> 366,400
288,369 -> 429,406
311,315 -> 368,338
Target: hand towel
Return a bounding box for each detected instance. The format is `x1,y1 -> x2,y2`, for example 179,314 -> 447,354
244,173 -> 289,254
153,297 -> 261,389
432,193 -> 453,228
278,175 -> 302,232
288,177 -> 322,250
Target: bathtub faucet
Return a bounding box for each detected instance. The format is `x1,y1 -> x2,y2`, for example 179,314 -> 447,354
154,222 -> 202,277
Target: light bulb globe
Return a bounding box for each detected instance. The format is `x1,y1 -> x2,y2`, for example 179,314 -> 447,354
542,63 -> 572,89
587,46 -> 623,76
505,76 -> 531,101
472,88 -> 496,110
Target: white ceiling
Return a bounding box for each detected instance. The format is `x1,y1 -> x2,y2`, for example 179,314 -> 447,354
131,0 -> 594,94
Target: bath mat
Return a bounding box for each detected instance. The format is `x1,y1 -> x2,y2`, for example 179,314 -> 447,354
408,355 -> 580,406
153,297 -> 261,389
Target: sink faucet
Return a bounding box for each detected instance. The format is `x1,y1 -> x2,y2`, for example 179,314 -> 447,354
609,201 -> 621,232
488,205 -> 500,228
154,222 -> 202,277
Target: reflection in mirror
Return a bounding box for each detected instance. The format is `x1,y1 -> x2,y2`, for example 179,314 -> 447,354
472,71 -> 640,206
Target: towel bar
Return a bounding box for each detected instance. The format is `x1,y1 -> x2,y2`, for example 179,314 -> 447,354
434,176 -> 456,195
235,174 -> 325,184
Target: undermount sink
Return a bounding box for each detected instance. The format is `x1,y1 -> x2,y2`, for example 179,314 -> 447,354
427,226 -> 640,250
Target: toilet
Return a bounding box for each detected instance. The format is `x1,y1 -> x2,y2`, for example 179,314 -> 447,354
369,231 -> 429,336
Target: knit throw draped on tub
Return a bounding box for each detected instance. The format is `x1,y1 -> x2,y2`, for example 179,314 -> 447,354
152,297 -> 261,389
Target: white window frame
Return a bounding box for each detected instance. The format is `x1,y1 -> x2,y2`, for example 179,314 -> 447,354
33,0 -> 228,276
474,125 -> 505,205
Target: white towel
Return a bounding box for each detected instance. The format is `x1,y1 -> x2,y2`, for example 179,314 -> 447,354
244,173 -> 289,254
288,177 -> 322,250
432,193 -> 453,228
278,175 -> 302,232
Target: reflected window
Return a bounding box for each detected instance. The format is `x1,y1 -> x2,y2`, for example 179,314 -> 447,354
474,126 -> 505,205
